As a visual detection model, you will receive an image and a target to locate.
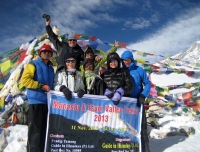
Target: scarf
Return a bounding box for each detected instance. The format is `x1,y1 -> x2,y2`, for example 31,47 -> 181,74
66,69 -> 76,75
85,70 -> 96,91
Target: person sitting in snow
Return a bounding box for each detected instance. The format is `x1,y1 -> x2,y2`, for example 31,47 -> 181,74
46,18 -> 84,71
20,44 -> 54,152
54,53 -> 85,100
121,50 -> 151,152
101,52 -> 133,105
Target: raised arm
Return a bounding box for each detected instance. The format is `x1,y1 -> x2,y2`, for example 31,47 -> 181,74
45,19 -> 63,53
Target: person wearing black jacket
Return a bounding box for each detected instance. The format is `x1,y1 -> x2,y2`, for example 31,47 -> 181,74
101,52 -> 133,105
45,19 -> 84,71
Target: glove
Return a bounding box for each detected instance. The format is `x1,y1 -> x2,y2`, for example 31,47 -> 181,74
60,85 -> 72,100
77,89 -> 85,98
137,94 -> 146,107
111,88 -> 124,105
111,92 -> 121,105
116,88 -> 124,96
104,89 -> 114,99
39,84 -> 50,92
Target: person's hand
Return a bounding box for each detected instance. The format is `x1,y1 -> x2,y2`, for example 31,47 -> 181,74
40,84 -> 50,92
111,92 -> 122,105
104,89 -> 114,99
137,94 -> 146,107
46,18 -> 51,26
116,87 -> 124,96
114,40 -> 120,47
60,85 -> 72,100
111,88 -> 125,105
77,89 -> 85,98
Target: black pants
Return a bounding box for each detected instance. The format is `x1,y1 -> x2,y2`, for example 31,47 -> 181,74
27,104 -> 48,152
141,105 -> 150,152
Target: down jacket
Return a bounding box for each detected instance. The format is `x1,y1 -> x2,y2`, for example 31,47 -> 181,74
54,69 -> 85,93
121,50 -> 151,98
101,52 -> 133,96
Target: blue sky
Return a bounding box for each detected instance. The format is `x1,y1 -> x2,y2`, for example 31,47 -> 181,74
0,0 -> 200,62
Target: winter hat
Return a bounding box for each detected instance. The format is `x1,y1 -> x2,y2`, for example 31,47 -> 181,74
107,52 -> 121,70
81,58 -> 94,69
85,46 -> 94,54
68,32 -> 76,40
64,53 -> 76,62
39,44 -> 53,56
121,50 -> 134,61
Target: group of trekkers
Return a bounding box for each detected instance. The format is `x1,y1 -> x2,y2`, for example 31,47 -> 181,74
20,18 -> 151,152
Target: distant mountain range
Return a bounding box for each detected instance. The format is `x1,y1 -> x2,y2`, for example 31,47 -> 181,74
162,41 -> 200,66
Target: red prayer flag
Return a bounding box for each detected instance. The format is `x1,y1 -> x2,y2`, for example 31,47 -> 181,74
89,36 -> 96,41
120,42 -> 126,48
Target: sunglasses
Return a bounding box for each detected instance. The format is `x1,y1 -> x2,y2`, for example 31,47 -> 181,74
41,50 -> 53,55
66,59 -> 76,63
110,59 -> 118,63
68,39 -> 76,42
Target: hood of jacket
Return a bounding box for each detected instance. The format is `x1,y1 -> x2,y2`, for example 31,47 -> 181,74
107,52 -> 121,71
121,50 -> 137,70
84,46 -> 95,60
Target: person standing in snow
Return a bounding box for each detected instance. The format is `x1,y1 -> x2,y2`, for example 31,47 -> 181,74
20,44 -> 55,152
45,18 -> 84,71
101,52 -> 133,105
54,53 -> 85,100
121,50 -> 151,152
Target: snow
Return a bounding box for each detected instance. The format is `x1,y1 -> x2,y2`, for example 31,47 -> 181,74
1,72 -> 200,152
3,125 -> 27,152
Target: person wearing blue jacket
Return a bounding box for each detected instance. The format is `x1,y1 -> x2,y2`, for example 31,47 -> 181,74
21,44 -> 55,152
121,50 -> 151,152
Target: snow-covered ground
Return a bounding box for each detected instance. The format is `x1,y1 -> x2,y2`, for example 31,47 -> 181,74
2,71 -> 200,152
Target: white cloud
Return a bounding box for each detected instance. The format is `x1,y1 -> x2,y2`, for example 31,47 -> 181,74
124,18 -> 151,29
43,0 -> 122,33
118,7 -> 200,62
1,35 -> 35,52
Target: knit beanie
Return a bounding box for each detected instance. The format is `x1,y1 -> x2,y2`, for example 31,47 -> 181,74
38,44 -> 53,56
64,53 -> 76,62
68,32 -> 76,40
81,58 -> 94,70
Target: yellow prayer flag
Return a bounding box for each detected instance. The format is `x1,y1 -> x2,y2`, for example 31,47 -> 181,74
0,60 -> 11,73
135,58 -> 146,64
